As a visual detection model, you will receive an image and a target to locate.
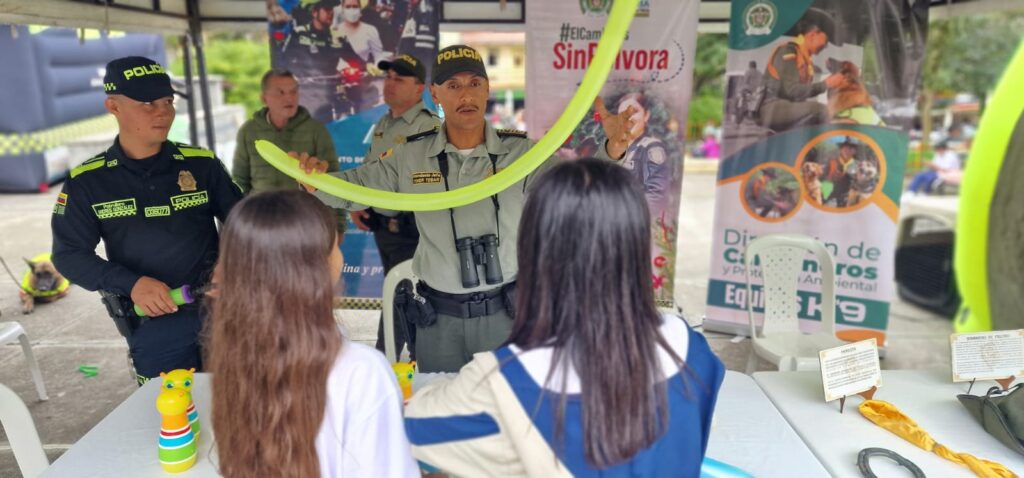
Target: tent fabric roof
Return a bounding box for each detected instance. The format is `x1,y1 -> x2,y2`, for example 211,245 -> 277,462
1,0 -> 1013,36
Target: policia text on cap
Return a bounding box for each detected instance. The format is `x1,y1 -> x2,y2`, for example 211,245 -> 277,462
295,45 -> 641,373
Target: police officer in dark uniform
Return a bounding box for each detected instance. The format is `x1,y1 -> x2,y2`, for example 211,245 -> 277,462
759,7 -> 844,132
51,56 -> 243,385
616,92 -> 672,218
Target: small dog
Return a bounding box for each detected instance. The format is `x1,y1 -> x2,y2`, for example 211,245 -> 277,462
826,59 -> 885,126
801,161 -> 825,204
19,256 -> 70,314
847,159 -> 880,206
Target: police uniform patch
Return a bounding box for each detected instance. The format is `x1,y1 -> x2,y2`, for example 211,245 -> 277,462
649,146 -> 667,165
145,206 -> 171,217
54,192 -> 67,215
394,135 -> 407,145
412,172 -> 443,185
496,128 -> 527,138
170,191 -> 209,211
106,159 -> 118,168
380,148 -> 394,160
178,170 -> 197,192
92,198 -> 137,220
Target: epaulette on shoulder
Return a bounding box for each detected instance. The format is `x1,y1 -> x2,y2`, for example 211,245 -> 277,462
637,136 -> 662,148
405,126 -> 439,143
69,154 -> 107,179
172,142 -> 215,160
496,128 -> 527,139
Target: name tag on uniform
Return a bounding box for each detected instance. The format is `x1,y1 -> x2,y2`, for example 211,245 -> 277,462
412,172 -> 443,185
92,198 -> 137,220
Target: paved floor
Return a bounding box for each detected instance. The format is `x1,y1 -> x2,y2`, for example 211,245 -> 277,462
0,162 -> 951,476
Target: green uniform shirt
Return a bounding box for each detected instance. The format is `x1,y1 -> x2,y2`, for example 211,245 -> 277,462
233,105 -> 347,232
364,101 -> 440,217
366,101 -> 440,164
764,42 -> 826,103
315,122 -> 615,293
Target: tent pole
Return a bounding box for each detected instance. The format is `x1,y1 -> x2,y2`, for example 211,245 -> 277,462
179,34 -> 198,146
187,0 -> 215,150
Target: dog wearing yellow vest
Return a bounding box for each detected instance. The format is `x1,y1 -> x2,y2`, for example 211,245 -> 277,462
19,253 -> 71,314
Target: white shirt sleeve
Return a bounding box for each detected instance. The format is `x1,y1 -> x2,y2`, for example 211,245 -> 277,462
317,343 -> 420,478
367,24 -> 385,62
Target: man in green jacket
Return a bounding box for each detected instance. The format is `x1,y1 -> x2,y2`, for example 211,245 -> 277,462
232,68 -> 346,233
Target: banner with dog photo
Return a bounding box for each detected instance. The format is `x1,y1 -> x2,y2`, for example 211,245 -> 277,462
525,0 -> 699,307
705,0 -> 928,345
267,0 -> 439,301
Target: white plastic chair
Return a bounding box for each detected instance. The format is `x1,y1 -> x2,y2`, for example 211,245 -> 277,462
0,322 -> 48,401
0,383 -> 49,477
743,234 -> 846,373
381,260 -> 417,363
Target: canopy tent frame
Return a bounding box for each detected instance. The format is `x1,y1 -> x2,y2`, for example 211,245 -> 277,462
0,0 -> 1016,150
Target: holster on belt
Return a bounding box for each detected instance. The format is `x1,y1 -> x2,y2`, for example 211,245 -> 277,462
99,290 -> 141,338
417,281 -> 516,319
394,279 -> 436,327
367,209 -> 420,239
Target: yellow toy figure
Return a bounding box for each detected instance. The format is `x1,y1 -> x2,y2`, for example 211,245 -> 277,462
161,368 -> 199,438
392,361 -> 416,401
156,388 -> 197,472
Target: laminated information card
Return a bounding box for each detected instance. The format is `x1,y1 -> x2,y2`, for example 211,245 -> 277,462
951,330 -> 1024,382
819,338 -> 881,402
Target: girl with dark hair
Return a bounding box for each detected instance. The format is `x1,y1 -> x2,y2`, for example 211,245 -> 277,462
404,159 -> 724,477
207,190 -> 418,478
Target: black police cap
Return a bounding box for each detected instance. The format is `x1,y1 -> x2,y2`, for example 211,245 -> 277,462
379,54 -> 427,83
432,45 -> 488,85
103,56 -> 179,102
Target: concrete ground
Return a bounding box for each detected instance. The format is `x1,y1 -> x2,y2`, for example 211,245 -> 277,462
0,161 -> 951,477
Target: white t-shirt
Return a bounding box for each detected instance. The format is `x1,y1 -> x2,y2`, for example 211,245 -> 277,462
315,341 -> 420,477
332,22 -> 384,62
933,149 -> 961,171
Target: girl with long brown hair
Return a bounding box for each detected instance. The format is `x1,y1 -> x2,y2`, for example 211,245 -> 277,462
403,158 -> 725,477
208,190 -> 418,477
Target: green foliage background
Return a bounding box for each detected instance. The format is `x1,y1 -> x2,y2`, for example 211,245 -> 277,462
167,33 -> 271,116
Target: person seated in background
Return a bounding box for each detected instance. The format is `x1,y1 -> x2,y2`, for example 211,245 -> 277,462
907,141 -> 961,195
207,191 -> 418,478
403,159 -> 725,477
701,133 -> 721,159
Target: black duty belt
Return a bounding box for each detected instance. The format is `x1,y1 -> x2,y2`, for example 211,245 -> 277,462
417,281 -> 512,319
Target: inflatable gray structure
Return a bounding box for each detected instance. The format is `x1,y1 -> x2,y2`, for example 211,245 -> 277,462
0,25 -> 165,192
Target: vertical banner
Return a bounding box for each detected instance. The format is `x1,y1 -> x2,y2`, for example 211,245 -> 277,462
706,0 -> 927,344
268,0 -> 439,300
526,0 -> 698,307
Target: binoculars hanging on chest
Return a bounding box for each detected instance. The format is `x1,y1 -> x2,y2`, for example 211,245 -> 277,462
456,234 -> 503,289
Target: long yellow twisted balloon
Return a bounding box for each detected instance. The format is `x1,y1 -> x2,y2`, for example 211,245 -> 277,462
257,0 -> 640,211
859,400 -> 1017,477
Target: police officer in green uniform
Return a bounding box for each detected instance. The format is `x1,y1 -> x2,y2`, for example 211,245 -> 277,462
759,8 -> 844,132
348,54 -> 440,358
297,45 -> 638,372
51,57 -> 243,384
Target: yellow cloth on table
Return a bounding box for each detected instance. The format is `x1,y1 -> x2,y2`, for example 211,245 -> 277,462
858,400 -> 1018,478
